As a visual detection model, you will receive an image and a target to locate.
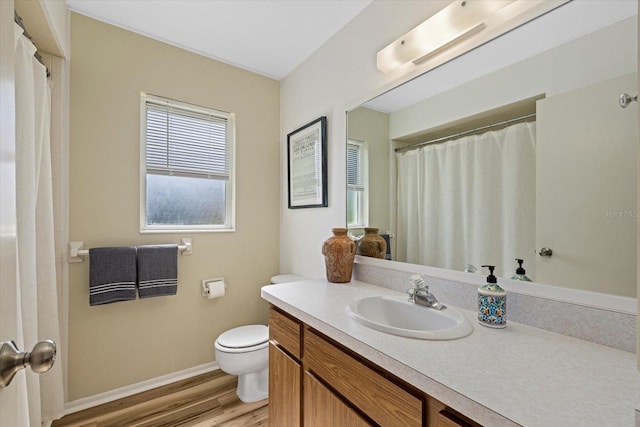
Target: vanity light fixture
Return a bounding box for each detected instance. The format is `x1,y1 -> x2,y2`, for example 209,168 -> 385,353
376,0 -> 570,74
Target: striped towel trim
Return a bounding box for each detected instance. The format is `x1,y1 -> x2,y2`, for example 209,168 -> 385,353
138,280 -> 177,299
138,279 -> 178,289
89,284 -> 137,305
90,283 -> 136,296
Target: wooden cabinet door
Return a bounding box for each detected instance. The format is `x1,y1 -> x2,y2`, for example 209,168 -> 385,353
269,342 -> 301,426
435,410 -> 475,427
304,372 -> 372,427
428,397 -> 480,427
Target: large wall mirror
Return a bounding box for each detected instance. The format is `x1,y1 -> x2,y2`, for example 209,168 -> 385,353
347,1 -> 638,299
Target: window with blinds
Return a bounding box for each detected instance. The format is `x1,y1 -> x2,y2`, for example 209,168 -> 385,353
140,93 -> 235,232
347,140 -> 368,227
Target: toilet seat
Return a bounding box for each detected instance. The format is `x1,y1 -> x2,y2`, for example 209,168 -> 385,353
215,325 -> 268,353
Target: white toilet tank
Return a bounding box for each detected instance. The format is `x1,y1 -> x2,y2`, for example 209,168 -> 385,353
270,274 -> 305,284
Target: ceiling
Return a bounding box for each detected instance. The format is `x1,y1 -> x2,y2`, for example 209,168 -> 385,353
65,0 -> 373,80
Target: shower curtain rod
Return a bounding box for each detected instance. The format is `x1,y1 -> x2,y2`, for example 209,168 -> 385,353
14,11 -> 50,78
395,113 -> 536,153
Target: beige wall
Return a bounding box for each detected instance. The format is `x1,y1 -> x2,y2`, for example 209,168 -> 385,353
69,13 -> 280,400
280,1 -> 445,279
347,107 -> 391,234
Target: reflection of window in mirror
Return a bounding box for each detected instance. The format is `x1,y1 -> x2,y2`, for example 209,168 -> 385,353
347,140 -> 369,227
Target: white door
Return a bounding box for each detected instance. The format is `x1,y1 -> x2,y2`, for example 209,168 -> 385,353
536,73 -> 638,297
0,0 -> 22,425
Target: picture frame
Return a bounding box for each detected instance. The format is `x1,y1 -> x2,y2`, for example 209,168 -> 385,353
287,116 -> 328,209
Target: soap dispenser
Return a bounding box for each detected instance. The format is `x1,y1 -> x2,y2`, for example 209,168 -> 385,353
478,265 -> 507,328
511,258 -> 532,282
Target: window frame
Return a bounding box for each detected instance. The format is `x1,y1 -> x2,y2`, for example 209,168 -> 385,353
139,92 -> 236,233
347,139 -> 369,228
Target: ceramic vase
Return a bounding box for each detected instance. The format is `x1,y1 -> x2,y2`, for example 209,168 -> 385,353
322,228 -> 356,283
358,227 -> 387,259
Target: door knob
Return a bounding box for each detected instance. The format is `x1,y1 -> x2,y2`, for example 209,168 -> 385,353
619,93 -> 637,108
0,340 -> 56,388
538,247 -> 553,257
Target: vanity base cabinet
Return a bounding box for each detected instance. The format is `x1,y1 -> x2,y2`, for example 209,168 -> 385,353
427,392 -> 480,427
304,326 -> 423,427
303,372 -> 372,427
435,411 -> 476,427
268,307 -> 302,426
268,343 -> 300,426
268,305 -> 481,427
269,305 -> 301,359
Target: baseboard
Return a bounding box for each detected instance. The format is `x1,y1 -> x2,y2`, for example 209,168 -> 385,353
63,362 -> 220,416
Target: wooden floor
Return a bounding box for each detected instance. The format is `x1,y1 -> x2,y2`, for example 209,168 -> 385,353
52,370 -> 268,427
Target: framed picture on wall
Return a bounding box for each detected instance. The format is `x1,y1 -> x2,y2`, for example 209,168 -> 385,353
287,116 -> 328,209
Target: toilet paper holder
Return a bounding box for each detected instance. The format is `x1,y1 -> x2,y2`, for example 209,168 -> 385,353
202,278 -> 226,298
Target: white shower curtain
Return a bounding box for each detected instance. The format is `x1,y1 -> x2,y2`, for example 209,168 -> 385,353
396,122 -> 536,279
14,24 -> 64,426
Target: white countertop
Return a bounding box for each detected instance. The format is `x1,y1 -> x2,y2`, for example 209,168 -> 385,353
261,279 -> 640,427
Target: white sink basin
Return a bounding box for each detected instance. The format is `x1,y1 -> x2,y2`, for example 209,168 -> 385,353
346,295 -> 473,340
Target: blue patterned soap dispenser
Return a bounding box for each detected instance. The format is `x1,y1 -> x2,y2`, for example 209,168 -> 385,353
510,258 -> 532,282
478,265 -> 507,328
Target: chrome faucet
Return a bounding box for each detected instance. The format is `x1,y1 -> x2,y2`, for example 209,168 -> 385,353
407,274 -> 446,310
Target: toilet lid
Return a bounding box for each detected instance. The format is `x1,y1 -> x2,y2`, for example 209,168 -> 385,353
217,325 -> 268,349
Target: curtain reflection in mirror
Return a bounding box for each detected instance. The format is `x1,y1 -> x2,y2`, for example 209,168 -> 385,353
395,122 -> 536,279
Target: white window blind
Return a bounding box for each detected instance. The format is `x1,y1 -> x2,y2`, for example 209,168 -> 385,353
145,99 -> 230,179
347,140 -> 368,228
141,94 -> 235,232
347,141 -> 365,192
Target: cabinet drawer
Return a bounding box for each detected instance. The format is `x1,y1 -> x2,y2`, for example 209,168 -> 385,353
428,396 -> 482,427
304,328 -> 423,427
435,410 -> 477,427
269,306 -> 301,359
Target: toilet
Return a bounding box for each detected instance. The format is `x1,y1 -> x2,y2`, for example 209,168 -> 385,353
214,324 -> 269,402
214,274 -> 305,403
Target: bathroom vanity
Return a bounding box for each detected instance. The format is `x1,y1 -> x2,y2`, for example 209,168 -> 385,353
262,279 -> 640,426
269,305 -> 476,426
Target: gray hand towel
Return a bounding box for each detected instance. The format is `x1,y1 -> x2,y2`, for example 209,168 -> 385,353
89,246 -> 137,306
137,244 -> 178,298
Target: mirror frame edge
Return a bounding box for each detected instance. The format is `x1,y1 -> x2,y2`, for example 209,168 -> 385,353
354,256 -> 637,315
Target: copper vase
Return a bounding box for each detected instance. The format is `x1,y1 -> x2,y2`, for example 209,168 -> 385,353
322,228 -> 356,283
358,227 -> 387,259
